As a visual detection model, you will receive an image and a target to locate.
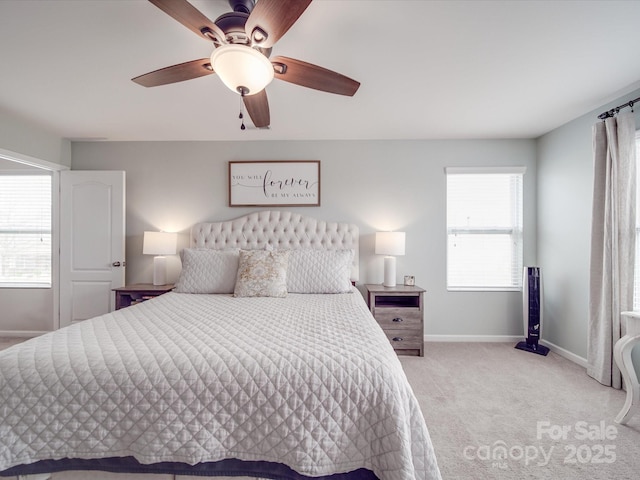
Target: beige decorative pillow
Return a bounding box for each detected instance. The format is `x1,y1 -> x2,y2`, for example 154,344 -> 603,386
234,250 -> 290,297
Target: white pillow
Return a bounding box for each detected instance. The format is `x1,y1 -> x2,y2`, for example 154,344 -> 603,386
174,248 -> 239,294
234,250 -> 290,298
287,249 -> 354,294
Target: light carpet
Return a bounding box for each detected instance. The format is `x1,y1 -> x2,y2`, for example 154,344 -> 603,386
400,342 -> 639,480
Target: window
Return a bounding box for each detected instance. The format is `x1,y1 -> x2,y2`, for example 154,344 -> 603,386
446,167 -> 525,291
0,173 -> 52,287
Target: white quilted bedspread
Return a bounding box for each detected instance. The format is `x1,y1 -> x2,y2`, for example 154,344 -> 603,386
0,291 -> 441,480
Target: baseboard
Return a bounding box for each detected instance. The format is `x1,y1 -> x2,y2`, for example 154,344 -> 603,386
539,339 -> 588,368
423,335 -> 588,368
424,334 -> 522,343
0,330 -> 48,338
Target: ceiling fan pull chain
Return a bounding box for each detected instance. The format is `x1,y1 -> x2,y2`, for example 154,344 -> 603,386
239,97 -> 246,130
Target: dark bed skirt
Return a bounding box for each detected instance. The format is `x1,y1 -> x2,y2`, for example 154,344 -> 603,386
0,456 -> 378,479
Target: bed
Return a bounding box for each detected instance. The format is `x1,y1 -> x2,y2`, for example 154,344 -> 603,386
0,211 -> 441,480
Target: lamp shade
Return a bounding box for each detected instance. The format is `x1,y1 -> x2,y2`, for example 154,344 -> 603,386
210,44 -> 274,95
375,231 -> 406,256
143,231 -> 177,256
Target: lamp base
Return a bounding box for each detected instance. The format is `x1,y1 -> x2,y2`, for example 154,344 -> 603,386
153,256 -> 167,286
383,256 -> 397,287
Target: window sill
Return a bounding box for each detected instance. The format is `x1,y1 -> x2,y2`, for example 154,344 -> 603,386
0,283 -> 52,289
447,287 -> 521,292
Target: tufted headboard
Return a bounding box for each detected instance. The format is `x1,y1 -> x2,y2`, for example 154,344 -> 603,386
191,211 -> 360,281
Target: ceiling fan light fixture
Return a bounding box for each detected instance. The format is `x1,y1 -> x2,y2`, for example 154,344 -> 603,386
210,44 -> 274,96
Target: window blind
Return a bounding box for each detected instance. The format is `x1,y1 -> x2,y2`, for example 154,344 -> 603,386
446,167 -> 525,291
0,173 -> 52,287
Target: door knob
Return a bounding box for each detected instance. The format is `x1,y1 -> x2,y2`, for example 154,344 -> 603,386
112,261 -> 121,267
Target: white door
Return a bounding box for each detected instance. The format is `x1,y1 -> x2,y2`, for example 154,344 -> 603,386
60,171 -> 125,327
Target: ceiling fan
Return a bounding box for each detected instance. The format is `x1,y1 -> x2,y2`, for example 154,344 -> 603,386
132,0 -> 361,129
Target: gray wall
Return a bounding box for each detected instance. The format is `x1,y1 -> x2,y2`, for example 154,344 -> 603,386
71,139 -> 537,338
0,109 -> 71,168
2,83 -> 638,373
537,87 -> 640,369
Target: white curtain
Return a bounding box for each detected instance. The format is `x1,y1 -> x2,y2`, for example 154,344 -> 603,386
587,112 -> 636,388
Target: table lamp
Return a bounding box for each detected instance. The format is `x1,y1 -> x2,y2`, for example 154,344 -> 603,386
143,231 -> 177,285
375,231 -> 406,287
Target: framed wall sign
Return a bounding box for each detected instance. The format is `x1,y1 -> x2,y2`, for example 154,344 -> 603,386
229,160 -> 321,207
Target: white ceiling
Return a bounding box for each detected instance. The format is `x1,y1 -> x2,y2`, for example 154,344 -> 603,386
1,0 -> 640,142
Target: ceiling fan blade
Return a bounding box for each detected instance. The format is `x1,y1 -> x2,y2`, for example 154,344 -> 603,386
132,59 -> 214,87
243,90 -> 270,128
245,0 -> 312,48
148,0 -> 225,43
271,56 -> 360,96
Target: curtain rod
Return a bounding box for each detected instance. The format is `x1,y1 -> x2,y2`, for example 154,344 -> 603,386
597,96 -> 640,120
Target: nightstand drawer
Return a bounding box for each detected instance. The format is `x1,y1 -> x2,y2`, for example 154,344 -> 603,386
383,329 -> 424,350
374,309 -> 422,328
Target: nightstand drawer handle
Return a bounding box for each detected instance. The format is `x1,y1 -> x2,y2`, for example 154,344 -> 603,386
392,317 -> 404,323
392,337 -> 404,342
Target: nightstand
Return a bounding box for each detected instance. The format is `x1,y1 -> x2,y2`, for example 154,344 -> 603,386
113,284 -> 174,310
365,284 -> 425,356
